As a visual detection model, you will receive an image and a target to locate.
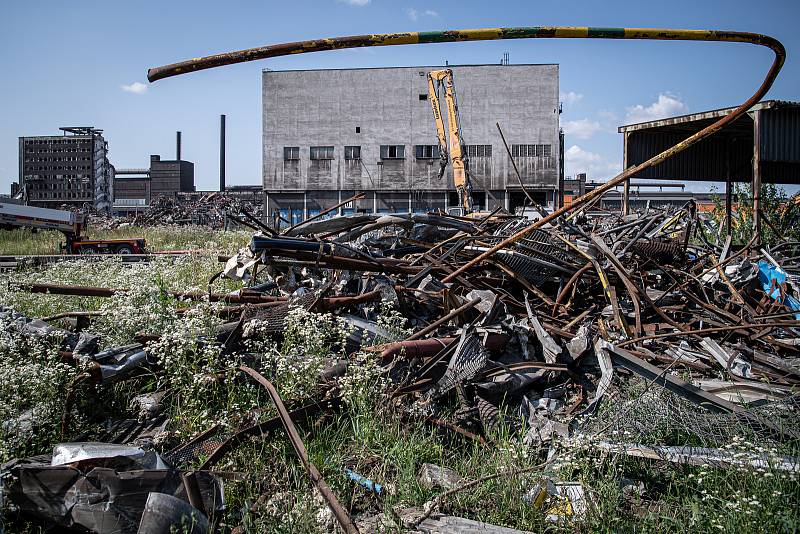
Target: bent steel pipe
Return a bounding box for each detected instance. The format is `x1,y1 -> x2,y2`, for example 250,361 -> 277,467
147,27 -> 785,279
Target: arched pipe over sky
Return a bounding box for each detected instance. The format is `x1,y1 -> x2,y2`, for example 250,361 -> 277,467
147,26 -> 786,279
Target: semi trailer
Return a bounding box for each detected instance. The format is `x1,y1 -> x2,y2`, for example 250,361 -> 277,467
0,202 -> 146,254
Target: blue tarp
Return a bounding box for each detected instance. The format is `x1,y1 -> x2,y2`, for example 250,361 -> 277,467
757,260 -> 800,320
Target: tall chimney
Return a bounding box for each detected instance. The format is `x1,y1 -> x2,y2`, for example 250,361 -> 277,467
219,115 -> 226,192
176,131 -> 182,160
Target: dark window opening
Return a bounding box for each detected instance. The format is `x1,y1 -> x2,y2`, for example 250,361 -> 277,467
467,145 -> 493,158
419,94 -> 428,101
355,126 -> 361,134
345,146 -> 361,160
310,146 -> 334,160
511,144 -> 552,158
380,145 -> 405,159
415,145 -> 439,159
283,146 -> 299,160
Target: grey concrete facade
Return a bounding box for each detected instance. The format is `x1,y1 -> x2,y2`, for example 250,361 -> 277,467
262,64 -> 559,221
19,128 -> 113,212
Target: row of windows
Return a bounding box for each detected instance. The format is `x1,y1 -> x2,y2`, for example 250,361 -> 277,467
511,144 -> 551,158
30,192 -> 91,200
25,156 -> 91,162
29,184 -> 92,194
25,165 -> 91,172
25,139 -> 90,146
25,175 -> 89,183
26,148 -> 91,154
283,144 -> 514,161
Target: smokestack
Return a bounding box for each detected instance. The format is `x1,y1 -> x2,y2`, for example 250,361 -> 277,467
219,115 -> 226,192
176,131 -> 182,160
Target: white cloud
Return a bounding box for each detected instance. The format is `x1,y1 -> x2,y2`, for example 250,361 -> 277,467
406,7 -> 438,20
121,82 -> 147,94
338,0 -> 370,5
560,91 -> 583,105
563,118 -> 602,140
565,145 -> 621,180
625,93 -> 688,124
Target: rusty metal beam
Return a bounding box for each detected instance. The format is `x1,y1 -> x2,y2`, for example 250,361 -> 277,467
405,297 -> 482,341
147,27 -> 783,83
14,282 -> 284,304
239,365 -> 359,534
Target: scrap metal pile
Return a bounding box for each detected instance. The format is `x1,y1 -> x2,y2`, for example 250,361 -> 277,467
129,193 -> 264,229
222,203 -> 800,448
51,194 -> 264,230
5,202 -> 800,533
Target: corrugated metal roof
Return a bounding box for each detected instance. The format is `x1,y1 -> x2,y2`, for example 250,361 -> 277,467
619,100 -> 800,184
618,100 -> 800,133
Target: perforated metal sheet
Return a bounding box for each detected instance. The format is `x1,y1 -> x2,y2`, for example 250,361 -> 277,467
248,290 -> 319,333
430,333 -> 488,398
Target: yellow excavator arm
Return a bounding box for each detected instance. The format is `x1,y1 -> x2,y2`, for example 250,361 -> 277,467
427,69 -> 473,214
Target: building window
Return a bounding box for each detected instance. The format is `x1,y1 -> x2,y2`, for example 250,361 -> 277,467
283,146 -> 300,160
344,146 -> 361,160
380,145 -> 405,159
355,126 -> 361,134
467,145 -> 493,158
310,146 -> 334,160
419,94 -> 428,101
511,144 -> 551,158
415,145 -> 439,159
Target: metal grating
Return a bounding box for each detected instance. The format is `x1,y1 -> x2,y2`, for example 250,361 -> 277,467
430,333 -> 488,398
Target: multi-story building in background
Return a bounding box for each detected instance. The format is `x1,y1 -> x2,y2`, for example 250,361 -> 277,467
18,127 -> 113,212
262,64 -> 561,224
113,154 -> 195,215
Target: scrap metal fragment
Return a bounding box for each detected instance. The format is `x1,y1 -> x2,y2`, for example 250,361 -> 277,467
592,440 -> 800,473
137,492 -> 210,534
418,463 -> 464,490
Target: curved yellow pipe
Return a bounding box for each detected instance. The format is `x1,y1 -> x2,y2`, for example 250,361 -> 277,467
146,27 -> 786,281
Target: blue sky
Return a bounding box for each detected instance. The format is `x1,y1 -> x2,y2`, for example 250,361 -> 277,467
1,0 -> 798,193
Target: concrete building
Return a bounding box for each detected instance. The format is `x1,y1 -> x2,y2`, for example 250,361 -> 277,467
113,155 -> 195,214
262,64 -> 561,224
19,127 -> 113,212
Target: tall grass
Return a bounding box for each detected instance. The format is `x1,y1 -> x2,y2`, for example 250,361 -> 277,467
0,226 -> 250,255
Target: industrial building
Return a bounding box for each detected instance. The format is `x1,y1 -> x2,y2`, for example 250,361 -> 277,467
262,64 -> 561,223
18,127 -> 114,212
113,150 -> 195,214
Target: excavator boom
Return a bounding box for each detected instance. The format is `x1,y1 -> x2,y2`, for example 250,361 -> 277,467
427,69 -> 473,213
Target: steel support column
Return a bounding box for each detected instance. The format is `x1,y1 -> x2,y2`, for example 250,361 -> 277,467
753,110 -> 762,239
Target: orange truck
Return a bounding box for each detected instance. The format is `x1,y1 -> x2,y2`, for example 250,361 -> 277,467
0,202 -> 146,254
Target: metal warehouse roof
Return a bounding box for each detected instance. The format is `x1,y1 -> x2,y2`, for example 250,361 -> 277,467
618,100 -> 800,185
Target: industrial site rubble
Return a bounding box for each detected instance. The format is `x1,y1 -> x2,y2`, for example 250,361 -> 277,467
1,15 -> 799,534
1,197 -> 799,533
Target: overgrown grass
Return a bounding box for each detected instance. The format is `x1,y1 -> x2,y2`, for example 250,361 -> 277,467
1,229 -> 798,532
0,225 -> 250,255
